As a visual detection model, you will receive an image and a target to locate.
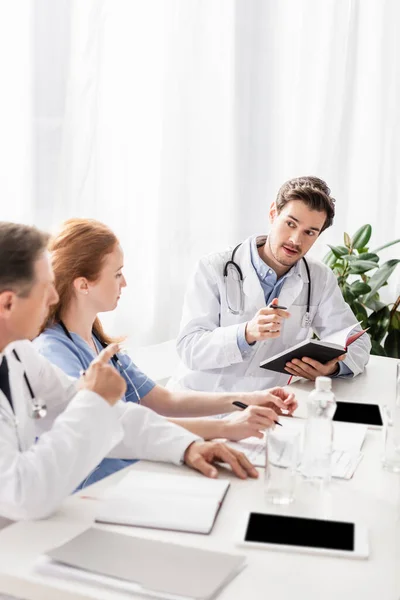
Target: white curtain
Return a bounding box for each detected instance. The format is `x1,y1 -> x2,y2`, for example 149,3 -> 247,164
38,0 -> 238,345
234,0 -> 400,259
2,0 -> 400,344
0,1 -> 33,222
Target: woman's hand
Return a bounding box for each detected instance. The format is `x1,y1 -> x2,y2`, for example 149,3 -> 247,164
243,386 -> 297,415
222,405 -> 280,442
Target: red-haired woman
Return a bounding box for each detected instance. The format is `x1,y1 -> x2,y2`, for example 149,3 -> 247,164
34,219 -> 296,487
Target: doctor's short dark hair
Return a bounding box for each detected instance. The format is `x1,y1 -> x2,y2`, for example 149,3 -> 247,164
0,222 -> 49,297
275,176 -> 336,232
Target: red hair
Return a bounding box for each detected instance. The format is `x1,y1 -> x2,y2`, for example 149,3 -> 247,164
44,218 -> 121,344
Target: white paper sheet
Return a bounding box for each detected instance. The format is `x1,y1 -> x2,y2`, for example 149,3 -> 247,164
227,419 -> 367,480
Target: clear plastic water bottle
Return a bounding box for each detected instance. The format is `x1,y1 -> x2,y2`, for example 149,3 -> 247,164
300,376 -> 337,482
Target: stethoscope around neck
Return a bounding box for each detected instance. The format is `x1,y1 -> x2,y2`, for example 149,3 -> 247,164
0,350 -> 48,423
58,320 -> 121,370
58,320 -> 141,402
223,240 -> 313,327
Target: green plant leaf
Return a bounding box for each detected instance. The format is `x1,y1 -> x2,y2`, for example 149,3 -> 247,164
322,250 -> 337,268
357,252 -> 379,263
351,224 -> 372,250
334,269 -> 344,279
327,245 -> 348,258
363,294 -> 386,312
367,306 -> 390,343
368,306 -> 390,324
370,238 -> 400,254
371,340 -> 387,357
340,254 -> 357,262
351,301 -> 368,322
342,284 -> 354,304
384,330 -> 400,359
390,311 -> 400,330
357,247 -> 368,254
366,301 -> 387,312
348,260 -> 379,274
363,259 -> 400,303
344,232 -> 351,248
350,281 -> 371,295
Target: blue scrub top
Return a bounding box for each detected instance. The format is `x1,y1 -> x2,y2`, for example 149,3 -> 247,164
34,323 -> 156,488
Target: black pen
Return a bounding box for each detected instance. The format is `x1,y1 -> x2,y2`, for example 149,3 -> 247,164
269,303 -> 287,310
232,400 -> 283,426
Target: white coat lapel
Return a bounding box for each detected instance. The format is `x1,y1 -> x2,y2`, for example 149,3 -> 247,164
8,349 -> 35,450
0,389 -> 14,422
236,237 -> 266,312
0,353 -> 16,423
278,274 -> 303,310
278,260 -> 309,310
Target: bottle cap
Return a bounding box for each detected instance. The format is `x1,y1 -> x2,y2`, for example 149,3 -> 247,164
315,376 -> 332,391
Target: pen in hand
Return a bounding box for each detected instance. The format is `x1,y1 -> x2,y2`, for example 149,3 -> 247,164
269,303 -> 287,310
232,400 -> 283,426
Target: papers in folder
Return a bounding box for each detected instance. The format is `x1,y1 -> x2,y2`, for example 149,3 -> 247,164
94,471 -> 230,534
227,420 -> 367,480
36,528 -> 246,600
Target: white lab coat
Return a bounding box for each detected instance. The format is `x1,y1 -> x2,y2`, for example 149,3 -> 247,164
171,236 -> 371,393
0,341 -> 199,521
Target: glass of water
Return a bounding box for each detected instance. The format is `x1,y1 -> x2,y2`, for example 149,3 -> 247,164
265,427 -> 300,504
382,362 -> 400,473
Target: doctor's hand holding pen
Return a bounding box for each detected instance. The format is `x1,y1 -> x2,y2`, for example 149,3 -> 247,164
245,297 -> 290,344
79,343 -> 127,406
220,405 -> 281,441
242,386 -> 297,415
219,386 -> 297,441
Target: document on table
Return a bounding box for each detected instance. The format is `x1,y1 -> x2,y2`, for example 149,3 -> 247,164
227,419 -> 367,480
94,471 -> 230,534
36,528 -> 246,600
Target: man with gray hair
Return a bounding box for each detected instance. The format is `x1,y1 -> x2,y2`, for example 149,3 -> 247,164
0,222 -> 258,521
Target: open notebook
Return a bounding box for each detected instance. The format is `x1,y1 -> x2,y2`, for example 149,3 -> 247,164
260,323 -> 367,374
227,419 -> 367,480
94,471 -> 230,534
36,528 -> 246,600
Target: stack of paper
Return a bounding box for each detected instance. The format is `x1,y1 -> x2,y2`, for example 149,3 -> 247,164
94,471 -> 230,534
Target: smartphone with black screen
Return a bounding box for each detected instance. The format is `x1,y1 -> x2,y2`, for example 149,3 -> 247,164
333,401 -> 383,428
237,512 -> 368,559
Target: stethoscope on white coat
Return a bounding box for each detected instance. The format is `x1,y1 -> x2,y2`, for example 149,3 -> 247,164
0,350 -> 47,424
223,241 -> 313,327
58,321 -> 141,403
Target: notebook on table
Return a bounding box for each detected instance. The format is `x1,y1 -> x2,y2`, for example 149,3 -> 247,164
94,471 -> 230,534
259,323 -> 367,374
36,528 -> 246,600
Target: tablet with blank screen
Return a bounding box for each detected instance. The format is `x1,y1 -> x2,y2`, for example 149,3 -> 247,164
333,401 -> 383,427
237,512 -> 369,559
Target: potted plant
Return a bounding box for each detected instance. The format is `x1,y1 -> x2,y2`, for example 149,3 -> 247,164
323,225 -> 400,358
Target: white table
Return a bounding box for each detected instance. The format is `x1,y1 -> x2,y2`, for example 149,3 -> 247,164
0,356 -> 399,600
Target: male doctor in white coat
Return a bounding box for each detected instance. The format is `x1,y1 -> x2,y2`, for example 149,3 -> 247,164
172,176 -> 371,393
0,222 -> 258,521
